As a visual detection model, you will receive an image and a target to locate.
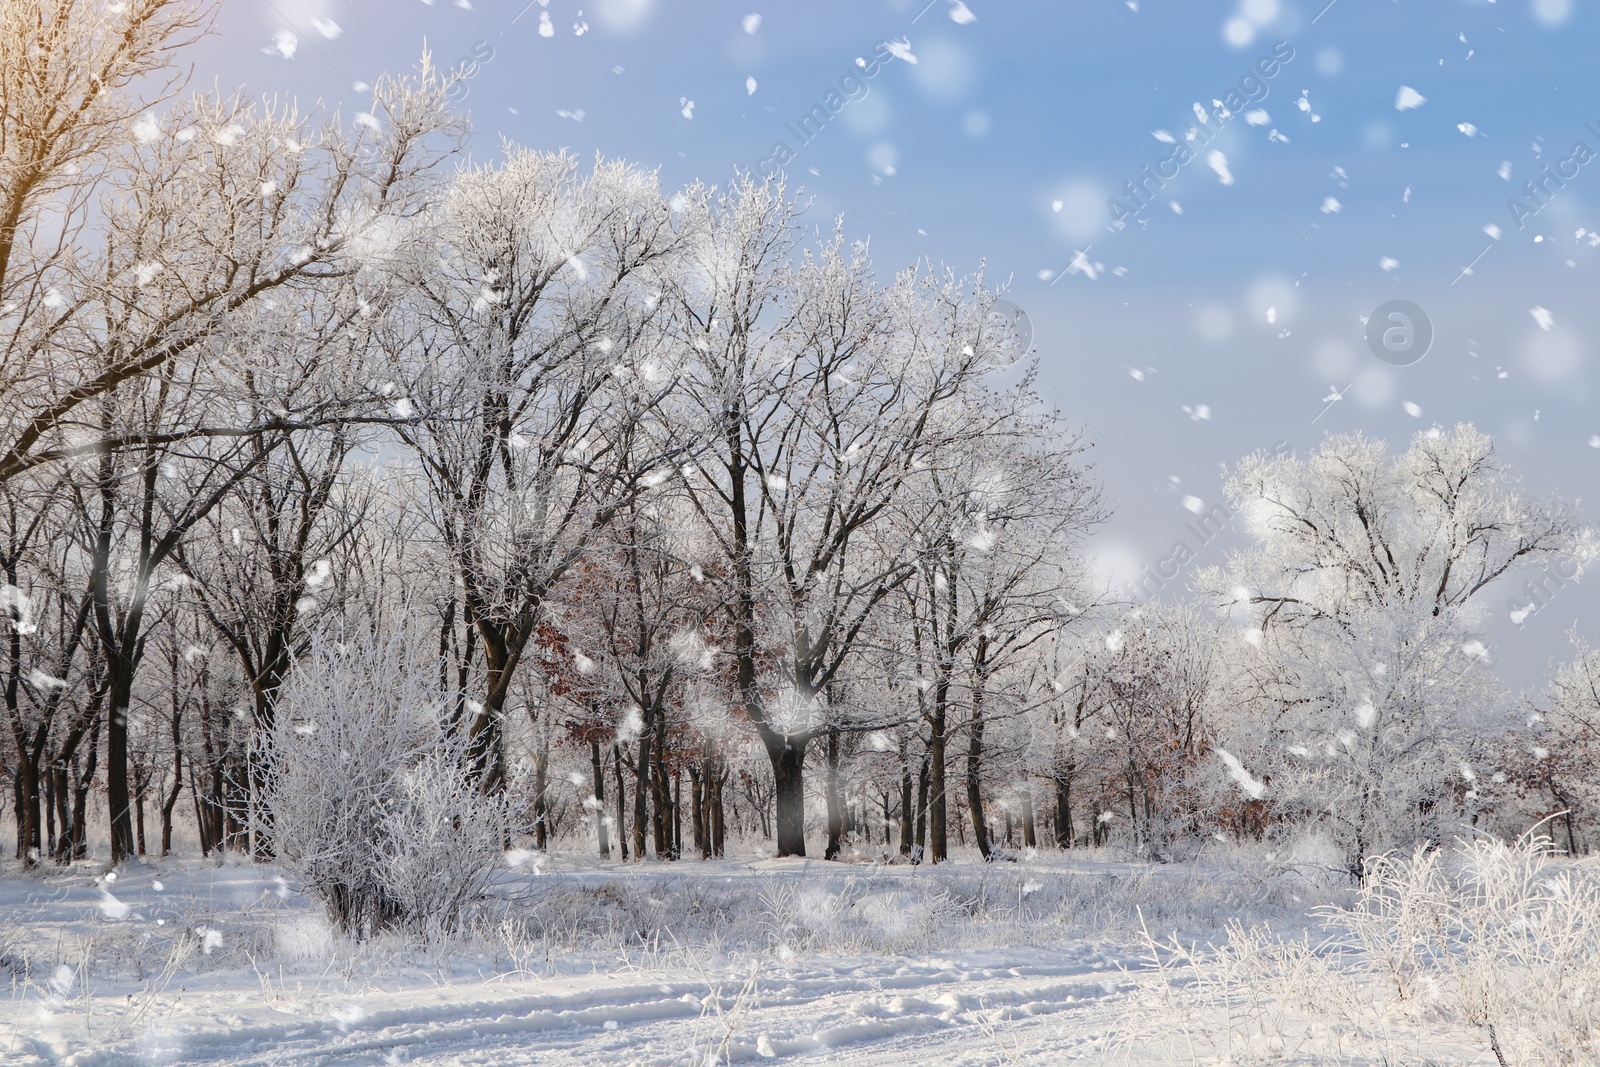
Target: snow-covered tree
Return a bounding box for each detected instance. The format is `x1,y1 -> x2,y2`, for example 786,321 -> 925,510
389,149 -> 692,796
1536,634 -> 1600,853
2,18 -> 463,861
1201,425 -> 1594,877
663,177 -> 1030,856
889,384 -> 1100,860
1050,605 -> 1224,858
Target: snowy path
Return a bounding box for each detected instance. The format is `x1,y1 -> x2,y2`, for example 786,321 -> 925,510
12,949 -> 1146,1066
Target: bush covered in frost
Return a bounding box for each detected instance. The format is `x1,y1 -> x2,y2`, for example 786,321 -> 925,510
263,631 -> 505,939
1133,831 -> 1600,1066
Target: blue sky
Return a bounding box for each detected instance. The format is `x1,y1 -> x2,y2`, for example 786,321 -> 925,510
201,0 -> 1599,687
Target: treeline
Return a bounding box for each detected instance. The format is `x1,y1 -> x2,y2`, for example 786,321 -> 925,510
3,1 -> 1598,886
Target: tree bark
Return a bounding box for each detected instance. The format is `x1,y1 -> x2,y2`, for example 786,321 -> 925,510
632,734 -> 650,860
15,757 -> 40,865
709,764 -> 726,858
914,754 -> 929,862
69,713 -> 100,861
133,762 -> 148,857
160,749 -> 182,857
49,762 -> 68,860
104,663 -> 136,862
532,737 -> 549,850
652,717 -> 670,858
671,766 -> 682,858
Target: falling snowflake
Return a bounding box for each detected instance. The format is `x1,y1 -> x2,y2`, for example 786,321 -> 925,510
1218,749 -> 1266,800
1394,85 -> 1426,110
265,30 -> 297,59
1207,150 -> 1234,185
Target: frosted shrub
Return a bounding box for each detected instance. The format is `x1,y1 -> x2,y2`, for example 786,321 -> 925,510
1340,833 -> 1600,1066
264,631 -> 505,939
1135,832 -> 1600,1066
376,751 -> 506,939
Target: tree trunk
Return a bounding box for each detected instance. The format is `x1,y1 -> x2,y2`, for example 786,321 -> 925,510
914,754 -> 929,862
652,716 -> 671,858
160,749 -> 182,857
49,761 -> 68,861
105,667 -> 135,863
1054,773 -> 1074,848
589,739 -> 610,859
1022,788 -> 1036,849
671,767 -> 682,858
189,763 -> 208,855
67,711 -> 101,861
769,737 -> 808,858
468,628 -> 517,797
69,764 -> 92,860
824,726 -> 844,860
710,766 -> 726,858
210,758 -> 230,851
898,753 -> 914,857
532,739 -> 549,851
928,715 -> 948,862
960,713 -> 985,863
15,755 -> 40,865
134,768 -> 147,858
632,735 -> 650,860
612,743 -> 628,861
223,760 -> 247,850
967,658 -> 993,861
247,691 -> 274,861
689,761 -> 707,859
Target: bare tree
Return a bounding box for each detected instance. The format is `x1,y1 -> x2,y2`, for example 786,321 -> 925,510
2,18 -> 460,484
0,474 -> 100,865
891,383 -> 1099,860
172,425 -> 372,856
1,0 -> 212,474
665,178 -> 1023,856
32,64 -> 459,863
389,149 -> 690,795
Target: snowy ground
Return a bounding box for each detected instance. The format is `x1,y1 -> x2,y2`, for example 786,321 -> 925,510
0,845 -> 1511,1065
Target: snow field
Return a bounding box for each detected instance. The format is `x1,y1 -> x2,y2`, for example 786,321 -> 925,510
3,837 -> 1594,1065
0,844 -> 1325,1065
